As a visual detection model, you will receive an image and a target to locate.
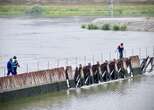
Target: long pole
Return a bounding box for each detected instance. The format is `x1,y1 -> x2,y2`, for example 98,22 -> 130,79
131,48 -> 134,56
66,58 -> 69,66
101,53 -> 103,63
4,67 -> 6,76
153,46 -> 154,57
109,51 -> 111,60
139,48 -> 141,58
92,55 -> 95,65
26,64 -> 29,73
84,56 -> 86,65
37,62 -> 39,71
124,50 -> 126,58
146,47 -> 148,57
75,57 -> 78,66
57,59 -> 59,67
48,61 -> 50,69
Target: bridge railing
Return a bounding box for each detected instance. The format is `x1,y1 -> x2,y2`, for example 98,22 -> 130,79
0,46 -> 154,77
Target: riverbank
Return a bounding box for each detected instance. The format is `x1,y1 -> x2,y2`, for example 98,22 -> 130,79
0,4 -> 154,17
82,17 -> 154,32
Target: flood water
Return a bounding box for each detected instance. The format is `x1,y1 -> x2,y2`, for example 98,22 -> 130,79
0,17 -> 154,75
0,72 -> 154,110
0,17 -> 154,110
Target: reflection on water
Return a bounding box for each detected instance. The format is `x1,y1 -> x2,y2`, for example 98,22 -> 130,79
1,73 -> 154,110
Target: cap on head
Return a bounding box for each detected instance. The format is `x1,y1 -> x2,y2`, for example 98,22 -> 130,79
13,56 -> 17,59
10,58 -> 12,61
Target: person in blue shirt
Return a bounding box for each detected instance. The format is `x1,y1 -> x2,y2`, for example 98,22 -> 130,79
117,43 -> 124,59
7,58 -> 13,76
12,56 -> 20,75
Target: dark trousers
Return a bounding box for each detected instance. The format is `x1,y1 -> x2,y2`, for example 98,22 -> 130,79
119,52 -> 123,59
7,69 -> 12,76
12,67 -> 17,75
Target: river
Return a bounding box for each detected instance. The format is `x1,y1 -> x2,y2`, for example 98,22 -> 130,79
0,17 -> 154,109
0,17 -> 154,75
0,72 -> 154,110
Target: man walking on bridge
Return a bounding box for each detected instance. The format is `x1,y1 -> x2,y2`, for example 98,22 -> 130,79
12,56 -> 20,75
7,58 -> 13,76
117,43 -> 124,59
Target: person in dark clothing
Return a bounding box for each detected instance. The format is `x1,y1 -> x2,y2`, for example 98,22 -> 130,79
118,43 -> 124,59
12,56 -> 20,75
7,58 -> 13,76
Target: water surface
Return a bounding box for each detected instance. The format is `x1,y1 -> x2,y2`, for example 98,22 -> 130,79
0,17 -> 153,75
1,73 -> 154,110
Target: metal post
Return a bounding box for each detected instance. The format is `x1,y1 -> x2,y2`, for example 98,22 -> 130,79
116,50 -> 119,59
37,62 -> 39,71
131,48 -> 134,56
65,58 -> 69,66
101,53 -> 103,63
75,57 -> 78,66
139,48 -> 141,58
26,64 -> 29,73
109,51 -> 111,60
153,46 -> 154,57
146,47 -> 148,57
67,58 -> 69,65
4,67 -> 6,76
48,61 -> 50,69
92,55 -> 95,65
124,50 -> 126,58
84,56 -> 87,65
57,59 -> 59,67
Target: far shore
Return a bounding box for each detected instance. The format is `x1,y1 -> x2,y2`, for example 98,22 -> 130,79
86,17 -> 154,32
0,4 -> 154,17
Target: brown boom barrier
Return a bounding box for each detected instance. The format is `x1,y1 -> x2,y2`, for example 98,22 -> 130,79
0,67 -> 66,93
0,55 -> 141,102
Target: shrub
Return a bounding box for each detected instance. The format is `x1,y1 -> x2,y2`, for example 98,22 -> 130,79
81,24 -> 86,29
87,24 -> 98,30
25,5 -> 43,16
101,23 -> 110,30
113,24 -> 120,31
120,24 -> 127,31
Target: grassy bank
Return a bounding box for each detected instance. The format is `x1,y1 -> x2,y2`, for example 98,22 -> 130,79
0,4 -> 154,17
81,23 -> 128,31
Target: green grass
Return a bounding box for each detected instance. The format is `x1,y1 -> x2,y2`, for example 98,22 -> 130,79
120,24 -> 127,31
0,4 -> 154,17
81,24 -> 86,28
82,23 -> 128,31
101,23 -> 111,30
87,24 -> 98,30
112,24 -> 120,31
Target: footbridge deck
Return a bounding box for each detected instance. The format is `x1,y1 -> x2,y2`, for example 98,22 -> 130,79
0,55 -> 153,102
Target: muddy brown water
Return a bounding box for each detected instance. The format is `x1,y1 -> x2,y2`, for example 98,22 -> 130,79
0,17 -> 154,75
0,17 -> 154,110
0,72 -> 154,110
